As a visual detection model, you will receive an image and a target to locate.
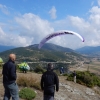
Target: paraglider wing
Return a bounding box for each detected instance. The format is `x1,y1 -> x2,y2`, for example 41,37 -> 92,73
18,62 -> 30,71
26,65 -> 30,70
0,57 -> 3,63
38,30 -> 84,49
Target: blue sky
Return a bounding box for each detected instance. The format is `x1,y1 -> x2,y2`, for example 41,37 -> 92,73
0,0 -> 100,49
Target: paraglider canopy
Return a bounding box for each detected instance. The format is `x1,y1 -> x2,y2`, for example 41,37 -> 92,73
38,30 -> 85,49
18,62 -> 30,71
0,57 -> 3,63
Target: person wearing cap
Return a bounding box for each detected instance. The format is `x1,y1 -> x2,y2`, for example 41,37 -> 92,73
41,63 -> 59,100
2,54 -> 19,100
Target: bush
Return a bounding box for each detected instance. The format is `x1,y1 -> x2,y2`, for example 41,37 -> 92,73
67,74 -> 73,81
53,70 -> 61,76
34,66 -> 46,73
17,75 -> 41,90
63,73 -> 68,76
19,88 -> 36,100
67,71 -> 100,88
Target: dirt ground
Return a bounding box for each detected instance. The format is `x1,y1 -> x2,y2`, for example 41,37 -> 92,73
0,70 -> 100,100
70,61 -> 100,75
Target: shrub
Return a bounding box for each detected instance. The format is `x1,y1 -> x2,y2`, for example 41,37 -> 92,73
67,74 -> 73,81
17,75 -> 41,90
53,70 -> 61,76
32,83 -> 41,90
19,88 -> 36,100
67,71 -> 100,88
63,73 -> 69,76
34,66 -> 46,73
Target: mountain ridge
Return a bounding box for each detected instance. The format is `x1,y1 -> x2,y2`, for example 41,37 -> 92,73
0,43 -> 85,63
28,43 -> 74,52
76,46 -> 100,56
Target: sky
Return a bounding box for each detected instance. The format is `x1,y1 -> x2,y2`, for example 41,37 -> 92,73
0,0 -> 100,49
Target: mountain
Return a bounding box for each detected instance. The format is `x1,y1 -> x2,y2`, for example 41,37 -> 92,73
28,43 -> 74,52
0,43 -> 85,63
76,46 -> 100,56
0,45 -> 15,52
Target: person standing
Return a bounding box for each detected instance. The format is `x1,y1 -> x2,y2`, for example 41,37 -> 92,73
2,54 -> 19,100
60,67 -> 64,75
41,63 -> 59,100
73,70 -> 76,83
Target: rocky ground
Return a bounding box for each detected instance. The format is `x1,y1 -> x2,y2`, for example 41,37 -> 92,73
0,71 -> 100,100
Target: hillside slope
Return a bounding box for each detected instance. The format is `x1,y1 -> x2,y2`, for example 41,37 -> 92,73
29,43 -> 74,52
0,43 -> 85,63
0,72 -> 100,100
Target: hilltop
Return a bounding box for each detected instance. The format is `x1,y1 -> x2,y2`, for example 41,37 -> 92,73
0,43 -> 86,64
76,46 -> 100,57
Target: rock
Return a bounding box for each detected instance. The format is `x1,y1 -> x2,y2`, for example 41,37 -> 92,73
54,82 -> 100,100
85,88 -> 95,96
0,97 -> 3,100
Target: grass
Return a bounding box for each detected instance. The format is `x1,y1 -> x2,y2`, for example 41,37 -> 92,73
17,74 -> 41,90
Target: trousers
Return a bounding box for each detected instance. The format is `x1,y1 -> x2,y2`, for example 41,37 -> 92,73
74,76 -> 76,83
3,82 -> 19,100
44,95 -> 54,100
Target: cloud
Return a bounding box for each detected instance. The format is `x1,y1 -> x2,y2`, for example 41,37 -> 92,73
1,2 -> 100,49
65,6 -> 100,48
0,26 -> 33,46
0,4 -> 9,15
1,10 -> 100,49
89,6 -> 100,14
15,13 -> 54,44
49,5 -> 100,49
49,6 -> 57,19
98,0 -> 100,6
67,16 -> 100,47
0,13 -> 54,47
89,6 -> 100,27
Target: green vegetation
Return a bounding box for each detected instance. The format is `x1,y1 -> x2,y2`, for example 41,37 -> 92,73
34,66 -> 46,74
0,44 -> 85,64
19,88 -> 36,100
66,71 -> 100,88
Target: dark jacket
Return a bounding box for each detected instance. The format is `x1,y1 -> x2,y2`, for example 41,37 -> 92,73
41,70 -> 59,95
2,60 -> 17,84
73,72 -> 76,77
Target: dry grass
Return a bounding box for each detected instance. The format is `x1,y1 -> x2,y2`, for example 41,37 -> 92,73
0,84 -> 4,97
17,73 -> 41,90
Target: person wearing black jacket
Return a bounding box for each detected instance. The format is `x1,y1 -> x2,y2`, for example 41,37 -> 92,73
41,63 -> 59,100
2,54 -> 19,100
73,70 -> 76,83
